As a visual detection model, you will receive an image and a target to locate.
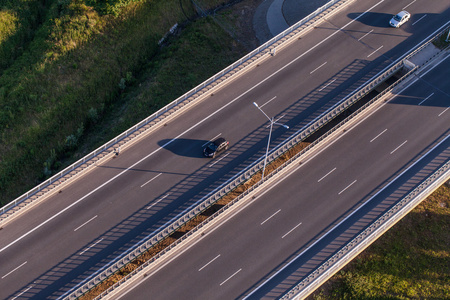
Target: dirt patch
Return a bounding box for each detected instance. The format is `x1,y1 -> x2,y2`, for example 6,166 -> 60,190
214,0 -> 263,50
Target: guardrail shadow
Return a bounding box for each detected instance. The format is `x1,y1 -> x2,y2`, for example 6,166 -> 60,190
6,52 -> 424,298
237,134 -> 449,299
389,89 -> 450,108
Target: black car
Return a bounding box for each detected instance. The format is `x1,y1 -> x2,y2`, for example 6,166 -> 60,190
203,137 -> 229,158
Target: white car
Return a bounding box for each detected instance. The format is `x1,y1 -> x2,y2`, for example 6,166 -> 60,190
389,11 -> 411,28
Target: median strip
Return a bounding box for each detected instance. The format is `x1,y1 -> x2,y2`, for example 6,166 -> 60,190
74,22 -> 449,299
78,141 -> 310,299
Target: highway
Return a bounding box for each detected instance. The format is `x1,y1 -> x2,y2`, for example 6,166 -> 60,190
112,51 -> 450,299
0,0 -> 449,298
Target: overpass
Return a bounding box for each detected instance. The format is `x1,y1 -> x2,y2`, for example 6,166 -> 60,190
100,26 -> 450,300
0,0 -> 449,299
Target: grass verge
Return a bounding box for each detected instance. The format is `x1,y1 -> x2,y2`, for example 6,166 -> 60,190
309,183 -> 450,300
0,0 -> 242,206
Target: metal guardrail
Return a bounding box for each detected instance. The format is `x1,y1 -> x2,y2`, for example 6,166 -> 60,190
262,24 -> 450,176
279,27 -> 450,300
64,12 -> 450,300
90,61 -> 422,299
87,29 -> 450,299
58,0 -> 359,298
281,158 -> 450,300
0,0 -> 353,226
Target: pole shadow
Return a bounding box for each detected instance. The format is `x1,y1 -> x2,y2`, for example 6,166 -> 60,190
7,34 -> 446,298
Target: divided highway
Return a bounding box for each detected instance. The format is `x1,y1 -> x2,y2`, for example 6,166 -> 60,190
0,0 -> 449,298
112,50 -> 450,299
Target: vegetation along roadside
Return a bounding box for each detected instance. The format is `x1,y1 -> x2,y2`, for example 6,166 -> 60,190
0,0 -> 448,299
0,0 -> 249,206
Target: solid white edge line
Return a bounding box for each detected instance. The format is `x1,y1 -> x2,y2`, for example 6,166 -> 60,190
127,42 -> 450,296
140,173 -> 163,188
243,134 -> 450,299
318,167 -> 337,182
71,32 -> 450,299
338,180 -> 357,195
0,0 -> 388,256
282,222 -> 303,239
390,140 -> 408,154
367,45 -> 383,58
2,261 -> 27,279
358,29 -> 373,41
74,215 -> 98,232
146,194 -> 170,210
220,268 -> 242,286
261,209 -> 281,225
418,93 -> 434,105
114,119 -> 447,300
78,2 -> 450,297
310,62 -> 327,74
198,254 -> 221,272
412,14 -> 427,26
370,128 -> 388,143
79,238 -> 104,256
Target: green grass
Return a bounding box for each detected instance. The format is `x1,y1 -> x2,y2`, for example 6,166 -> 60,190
432,32 -> 450,49
0,0 -> 52,75
1,0 -> 448,297
310,184 -> 450,299
0,0 -> 243,205
78,15 -> 246,159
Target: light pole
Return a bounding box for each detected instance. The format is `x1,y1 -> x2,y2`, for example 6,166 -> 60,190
253,102 -> 289,181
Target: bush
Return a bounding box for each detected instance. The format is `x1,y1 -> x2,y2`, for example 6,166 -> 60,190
85,0 -> 141,15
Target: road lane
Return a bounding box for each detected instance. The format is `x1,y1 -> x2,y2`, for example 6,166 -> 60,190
116,49 -> 450,300
1,0 -> 449,298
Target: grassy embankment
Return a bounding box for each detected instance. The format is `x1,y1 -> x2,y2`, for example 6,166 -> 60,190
310,31 -> 450,300
0,0 -> 245,206
1,0 -> 448,298
310,184 -> 450,299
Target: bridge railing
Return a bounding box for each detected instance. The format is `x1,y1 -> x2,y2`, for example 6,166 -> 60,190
1,0 -> 356,226
279,28 -> 450,299
89,58 -> 426,299
64,14 -> 450,300
85,27 -> 450,299
281,158 -> 450,300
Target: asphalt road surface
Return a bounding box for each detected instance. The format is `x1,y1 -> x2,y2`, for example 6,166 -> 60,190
0,0 -> 449,298
114,50 -> 450,300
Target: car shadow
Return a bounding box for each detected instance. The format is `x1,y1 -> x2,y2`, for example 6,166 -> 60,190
348,12 -> 436,33
347,12 -> 397,28
158,138 -> 212,158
